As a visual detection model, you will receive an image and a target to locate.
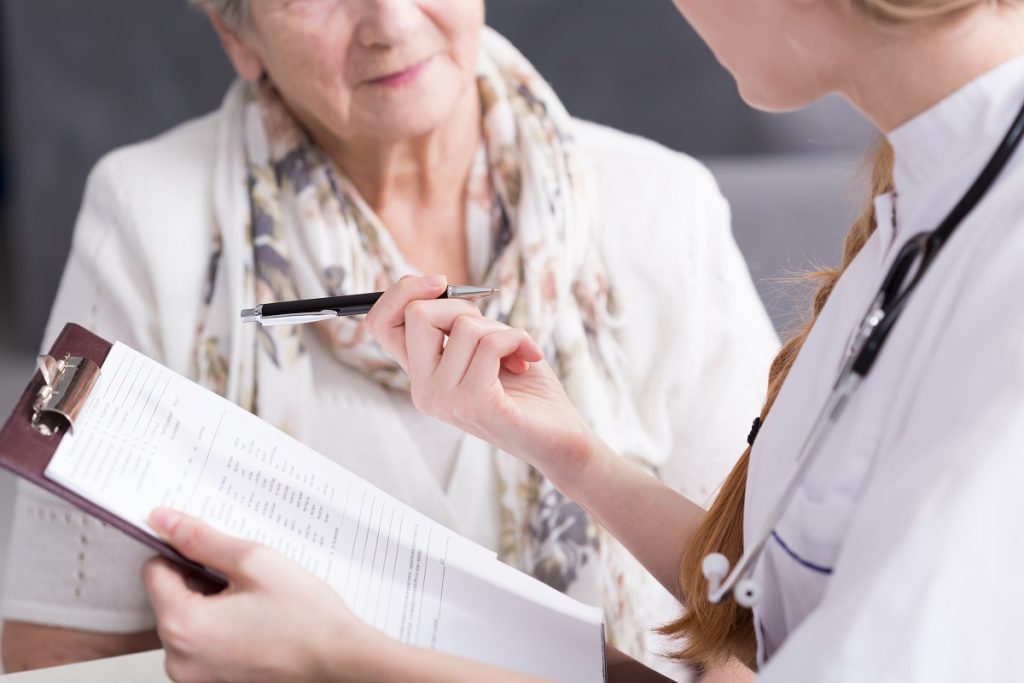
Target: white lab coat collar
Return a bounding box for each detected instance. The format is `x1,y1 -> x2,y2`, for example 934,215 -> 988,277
886,54 -> 1024,246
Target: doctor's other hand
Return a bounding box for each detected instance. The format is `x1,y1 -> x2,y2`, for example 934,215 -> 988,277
141,508 -> 382,683
365,275 -> 599,490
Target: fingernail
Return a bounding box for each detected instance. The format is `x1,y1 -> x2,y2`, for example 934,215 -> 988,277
149,508 -> 182,536
426,274 -> 447,288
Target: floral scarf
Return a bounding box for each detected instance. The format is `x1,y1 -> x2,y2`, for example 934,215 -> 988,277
198,29 -> 664,658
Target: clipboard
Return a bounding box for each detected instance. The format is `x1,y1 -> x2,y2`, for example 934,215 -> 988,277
0,322 -> 227,589
0,324 -> 675,681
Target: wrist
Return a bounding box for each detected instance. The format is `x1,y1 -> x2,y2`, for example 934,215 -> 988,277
548,428 -> 612,500
318,623 -> 392,683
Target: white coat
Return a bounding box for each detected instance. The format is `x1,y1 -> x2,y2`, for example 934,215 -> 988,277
749,54 -> 1024,681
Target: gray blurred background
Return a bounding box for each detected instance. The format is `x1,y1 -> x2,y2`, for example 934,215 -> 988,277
0,0 -> 875,644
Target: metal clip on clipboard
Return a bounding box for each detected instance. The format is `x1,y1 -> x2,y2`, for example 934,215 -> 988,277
0,324 -> 225,591
31,354 -> 101,436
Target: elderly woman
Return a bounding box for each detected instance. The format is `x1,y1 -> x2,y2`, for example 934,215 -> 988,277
0,0 -> 774,677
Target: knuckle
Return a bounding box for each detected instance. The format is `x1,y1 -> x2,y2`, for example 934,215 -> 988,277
480,332 -> 505,355
457,299 -> 483,315
405,299 -> 430,321
451,314 -> 478,337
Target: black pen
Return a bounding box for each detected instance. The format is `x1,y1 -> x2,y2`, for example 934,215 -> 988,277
240,285 -> 498,327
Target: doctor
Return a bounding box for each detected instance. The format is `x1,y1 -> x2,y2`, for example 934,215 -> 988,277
140,0 -> 1024,679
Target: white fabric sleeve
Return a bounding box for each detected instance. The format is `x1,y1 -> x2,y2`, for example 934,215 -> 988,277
758,271 -> 1024,682
657,163 -> 777,506
1,152 -> 163,633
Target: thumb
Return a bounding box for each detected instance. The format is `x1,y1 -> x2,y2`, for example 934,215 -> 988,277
149,508 -> 256,579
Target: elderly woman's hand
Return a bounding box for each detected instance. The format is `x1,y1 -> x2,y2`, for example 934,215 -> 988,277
141,508 -> 384,683
364,275 -> 599,490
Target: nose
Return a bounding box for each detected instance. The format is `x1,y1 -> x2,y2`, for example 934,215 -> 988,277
354,0 -> 419,48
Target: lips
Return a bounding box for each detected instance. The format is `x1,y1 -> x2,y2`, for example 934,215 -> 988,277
364,56 -> 433,88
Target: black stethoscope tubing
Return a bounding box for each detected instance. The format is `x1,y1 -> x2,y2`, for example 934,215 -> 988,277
852,94 -> 1024,377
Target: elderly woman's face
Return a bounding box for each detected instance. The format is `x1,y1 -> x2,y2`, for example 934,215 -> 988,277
236,0 -> 484,142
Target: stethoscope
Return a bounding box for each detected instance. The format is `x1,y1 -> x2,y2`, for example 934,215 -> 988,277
703,94 -> 1024,609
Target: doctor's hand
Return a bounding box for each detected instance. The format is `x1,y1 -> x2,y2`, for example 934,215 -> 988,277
141,508 -> 383,683
364,275 -> 599,491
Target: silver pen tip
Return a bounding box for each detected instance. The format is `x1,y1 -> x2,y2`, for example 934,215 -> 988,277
240,307 -> 261,323
447,285 -> 500,301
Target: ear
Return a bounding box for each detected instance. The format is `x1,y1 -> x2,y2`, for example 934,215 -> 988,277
206,9 -> 265,82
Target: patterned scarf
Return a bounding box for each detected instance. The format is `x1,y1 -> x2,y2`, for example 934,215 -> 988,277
198,29 -> 663,657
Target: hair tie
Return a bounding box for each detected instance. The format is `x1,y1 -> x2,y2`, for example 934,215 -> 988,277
747,417 -> 762,446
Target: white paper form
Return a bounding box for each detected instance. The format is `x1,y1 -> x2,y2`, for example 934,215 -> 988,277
45,343 -> 604,683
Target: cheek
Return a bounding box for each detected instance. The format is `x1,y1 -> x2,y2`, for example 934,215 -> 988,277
259,30 -> 360,136
420,0 -> 485,70
276,41 -> 349,99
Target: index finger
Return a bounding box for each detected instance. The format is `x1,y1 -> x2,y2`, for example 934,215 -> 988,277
364,274 -> 449,371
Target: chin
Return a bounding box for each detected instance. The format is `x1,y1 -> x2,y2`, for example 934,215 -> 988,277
357,79 -> 470,141
357,100 -> 453,140
365,114 -> 449,141
735,77 -> 819,114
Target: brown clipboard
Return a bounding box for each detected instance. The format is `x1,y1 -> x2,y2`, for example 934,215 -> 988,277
0,322 -> 227,589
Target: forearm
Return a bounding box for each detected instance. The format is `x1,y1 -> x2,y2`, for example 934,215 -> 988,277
344,637 -> 550,683
560,437 -> 706,597
699,658 -> 756,682
1,621 -> 160,672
